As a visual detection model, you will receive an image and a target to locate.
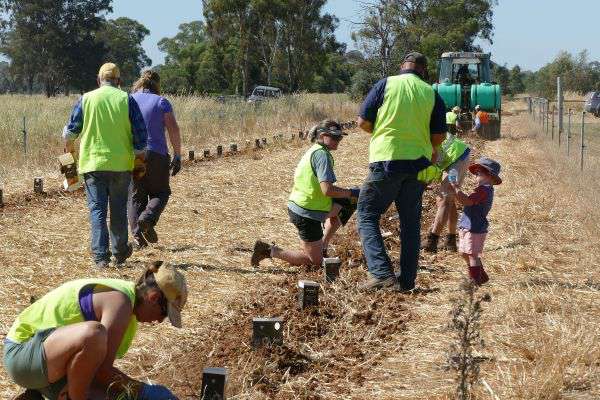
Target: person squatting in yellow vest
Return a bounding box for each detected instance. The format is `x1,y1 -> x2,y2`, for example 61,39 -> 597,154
63,63 -> 148,269
356,52 -> 447,292
251,120 -> 360,267
4,262 -> 187,400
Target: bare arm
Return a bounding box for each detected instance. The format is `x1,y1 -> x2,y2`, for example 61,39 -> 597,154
93,291 -> 141,396
431,132 -> 445,148
430,132 -> 445,162
320,181 -> 352,198
164,112 -> 181,157
453,189 -> 475,206
357,117 -> 373,134
65,139 -> 77,155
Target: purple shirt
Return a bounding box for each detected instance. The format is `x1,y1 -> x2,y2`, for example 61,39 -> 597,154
79,285 -> 97,321
131,91 -> 173,155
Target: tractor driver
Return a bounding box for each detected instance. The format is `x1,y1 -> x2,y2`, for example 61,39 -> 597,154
457,64 -> 473,86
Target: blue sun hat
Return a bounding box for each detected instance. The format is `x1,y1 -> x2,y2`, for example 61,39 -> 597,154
468,157 -> 502,185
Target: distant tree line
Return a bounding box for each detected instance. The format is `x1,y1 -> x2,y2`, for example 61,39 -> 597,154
348,0 -> 498,99
156,0 -> 355,96
1,0 -> 550,99
0,0 -> 151,96
491,51 -> 600,99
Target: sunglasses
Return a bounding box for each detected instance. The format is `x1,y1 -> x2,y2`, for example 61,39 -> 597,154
327,134 -> 343,142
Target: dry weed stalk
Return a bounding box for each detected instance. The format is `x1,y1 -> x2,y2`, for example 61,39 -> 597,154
447,279 -> 490,400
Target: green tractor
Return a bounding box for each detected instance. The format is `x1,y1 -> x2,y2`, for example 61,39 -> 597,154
432,52 -> 501,139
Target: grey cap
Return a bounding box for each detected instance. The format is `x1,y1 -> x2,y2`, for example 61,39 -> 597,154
310,123 -> 347,142
403,52 -> 427,67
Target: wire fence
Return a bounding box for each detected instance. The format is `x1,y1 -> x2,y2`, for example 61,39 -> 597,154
526,96 -> 600,172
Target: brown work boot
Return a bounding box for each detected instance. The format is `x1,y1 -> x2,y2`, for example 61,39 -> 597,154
422,232 -> 439,253
251,240 -> 272,266
13,390 -> 43,400
132,234 -> 148,251
358,274 -> 396,292
138,219 -> 158,244
443,234 -> 458,252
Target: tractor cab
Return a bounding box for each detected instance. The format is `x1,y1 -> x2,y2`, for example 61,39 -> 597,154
433,52 -> 501,139
439,52 -> 492,86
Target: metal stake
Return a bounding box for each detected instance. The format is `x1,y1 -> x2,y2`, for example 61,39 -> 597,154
580,112 -> 585,171
551,106 -> 555,141
22,117 -> 27,155
557,76 -> 564,133
546,100 -> 550,135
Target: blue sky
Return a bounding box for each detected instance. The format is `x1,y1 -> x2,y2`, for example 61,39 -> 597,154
110,0 -> 599,72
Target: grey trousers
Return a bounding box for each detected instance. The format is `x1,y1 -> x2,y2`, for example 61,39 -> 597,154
128,150 -> 172,237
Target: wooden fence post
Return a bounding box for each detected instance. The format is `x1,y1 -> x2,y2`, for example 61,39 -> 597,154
567,109 -> 572,156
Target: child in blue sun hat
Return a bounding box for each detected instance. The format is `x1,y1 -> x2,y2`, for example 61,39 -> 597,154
448,157 -> 502,285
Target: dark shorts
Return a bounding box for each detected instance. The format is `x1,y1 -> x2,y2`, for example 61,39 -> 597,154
288,209 -> 323,242
4,329 -> 67,400
332,198 -> 357,226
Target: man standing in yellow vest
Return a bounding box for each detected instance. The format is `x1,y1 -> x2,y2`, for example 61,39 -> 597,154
63,63 -> 148,269
251,120 -> 359,267
356,52 -> 447,292
4,262 -> 186,400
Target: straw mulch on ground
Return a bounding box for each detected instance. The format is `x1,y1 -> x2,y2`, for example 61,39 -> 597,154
1,102 -> 599,399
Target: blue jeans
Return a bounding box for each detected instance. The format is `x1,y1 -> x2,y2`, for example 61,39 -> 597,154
84,171 -> 131,263
357,164 -> 425,290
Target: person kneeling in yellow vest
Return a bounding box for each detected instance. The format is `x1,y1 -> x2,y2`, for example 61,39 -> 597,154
4,262 -> 186,400
251,120 -> 359,267
419,132 -> 471,252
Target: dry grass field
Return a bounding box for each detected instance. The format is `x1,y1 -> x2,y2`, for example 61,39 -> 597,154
0,93 -> 356,193
0,98 -> 599,399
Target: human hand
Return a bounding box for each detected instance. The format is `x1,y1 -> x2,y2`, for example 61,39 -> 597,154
64,140 -> 74,153
139,383 -> 179,400
170,154 -> 182,177
431,148 -> 439,164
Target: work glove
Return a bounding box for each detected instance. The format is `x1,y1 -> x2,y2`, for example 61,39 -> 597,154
349,187 -> 361,199
133,156 -> 147,180
139,383 -> 179,400
349,187 -> 361,205
170,154 -> 182,177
